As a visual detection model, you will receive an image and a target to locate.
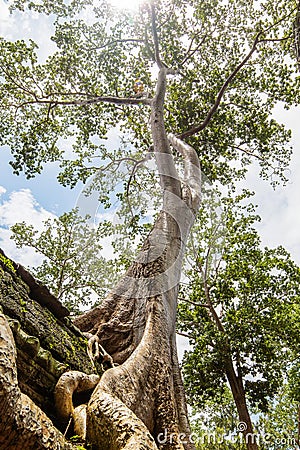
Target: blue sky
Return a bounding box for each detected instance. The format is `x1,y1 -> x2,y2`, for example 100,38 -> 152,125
1,0 -> 300,362
0,145 -> 82,214
0,144 -> 83,266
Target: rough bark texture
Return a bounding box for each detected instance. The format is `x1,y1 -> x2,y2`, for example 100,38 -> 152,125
73,129 -> 201,450
0,312 -> 77,450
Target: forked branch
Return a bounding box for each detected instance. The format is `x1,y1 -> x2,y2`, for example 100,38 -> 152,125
179,33 -> 262,139
180,10 -> 297,139
150,2 -> 165,68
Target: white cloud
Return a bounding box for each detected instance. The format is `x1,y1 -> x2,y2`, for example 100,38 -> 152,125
244,105 -> 300,264
1,1 -> 57,63
0,188 -> 56,267
176,334 -> 191,361
0,186 -> 7,196
0,188 -> 54,227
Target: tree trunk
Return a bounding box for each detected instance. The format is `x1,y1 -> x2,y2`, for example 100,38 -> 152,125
225,358 -> 259,450
76,209 -> 196,450
202,287 -> 258,450
72,69 -> 202,449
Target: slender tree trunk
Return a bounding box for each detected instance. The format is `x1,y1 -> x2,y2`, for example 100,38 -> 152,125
225,358 -> 259,450
202,286 -> 258,450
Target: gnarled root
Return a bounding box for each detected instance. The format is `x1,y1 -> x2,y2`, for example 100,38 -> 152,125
85,299 -> 188,450
73,404 -> 88,441
87,390 -> 159,450
84,332 -> 114,369
54,370 -> 100,439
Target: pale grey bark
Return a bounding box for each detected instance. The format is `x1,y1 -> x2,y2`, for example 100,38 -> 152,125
71,70 -> 201,450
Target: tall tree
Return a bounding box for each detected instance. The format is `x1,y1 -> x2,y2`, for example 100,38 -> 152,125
10,209 -> 118,313
179,192 -> 300,450
0,0 -> 299,449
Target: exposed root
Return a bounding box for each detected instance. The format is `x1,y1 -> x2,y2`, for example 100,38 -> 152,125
84,332 -> 114,369
54,371 -> 100,427
87,390 -> 159,450
73,404 -> 87,441
53,335 -> 116,441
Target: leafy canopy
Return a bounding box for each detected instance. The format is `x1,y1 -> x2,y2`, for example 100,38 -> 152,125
0,0 -> 299,198
10,209 -> 119,312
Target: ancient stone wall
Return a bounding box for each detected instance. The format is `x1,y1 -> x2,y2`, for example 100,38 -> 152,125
0,248 -> 101,426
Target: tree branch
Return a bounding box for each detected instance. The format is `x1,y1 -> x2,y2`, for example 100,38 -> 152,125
0,64 -> 39,99
179,33 -> 262,139
198,266 -> 226,333
176,331 -> 190,339
14,94 -> 152,110
178,297 -> 210,308
230,144 -> 264,161
86,38 -> 144,52
125,154 -> 152,218
179,10 -> 297,139
168,133 -> 201,210
180,26 -> 218,67
150,2 -> 165,68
